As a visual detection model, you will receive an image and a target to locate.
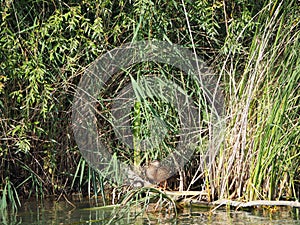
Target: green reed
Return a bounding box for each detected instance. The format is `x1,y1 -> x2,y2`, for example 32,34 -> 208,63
0,0 -> 299,213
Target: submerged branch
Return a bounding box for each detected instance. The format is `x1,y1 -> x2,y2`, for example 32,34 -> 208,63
212,199 -> 300,209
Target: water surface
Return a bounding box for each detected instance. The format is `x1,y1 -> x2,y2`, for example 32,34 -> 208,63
1,198 -> 300,225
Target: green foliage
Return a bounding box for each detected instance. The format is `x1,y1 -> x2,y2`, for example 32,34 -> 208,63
211,0 -> 300,201
0,0 -> 299,214
0,177 -> 20,213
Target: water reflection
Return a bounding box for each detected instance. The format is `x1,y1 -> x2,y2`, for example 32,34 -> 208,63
1,198 -> 300,225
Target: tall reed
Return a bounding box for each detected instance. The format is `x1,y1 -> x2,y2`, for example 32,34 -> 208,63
207,1 -> 300,201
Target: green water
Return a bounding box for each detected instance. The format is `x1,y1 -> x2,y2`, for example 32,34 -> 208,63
1,198 -> 300,225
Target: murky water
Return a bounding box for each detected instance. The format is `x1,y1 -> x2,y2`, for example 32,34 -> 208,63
1,198 -> 300,225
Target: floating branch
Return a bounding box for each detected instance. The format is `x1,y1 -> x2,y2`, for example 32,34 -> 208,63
212,199 -> 300,210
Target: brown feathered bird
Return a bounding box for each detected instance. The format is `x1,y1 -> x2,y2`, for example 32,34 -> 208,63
145,160 -> 170,186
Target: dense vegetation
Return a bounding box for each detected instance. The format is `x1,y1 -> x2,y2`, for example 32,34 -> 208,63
0,0 -> 299,213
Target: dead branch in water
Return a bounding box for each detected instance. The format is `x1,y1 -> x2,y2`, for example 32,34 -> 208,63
212,199 -> 300,210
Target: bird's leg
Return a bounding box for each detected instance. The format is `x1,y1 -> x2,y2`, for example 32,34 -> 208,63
163,180 -> 167,190
158,180 -> 168,190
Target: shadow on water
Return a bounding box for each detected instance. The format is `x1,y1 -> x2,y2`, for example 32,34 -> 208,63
1,198 -> 300,225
